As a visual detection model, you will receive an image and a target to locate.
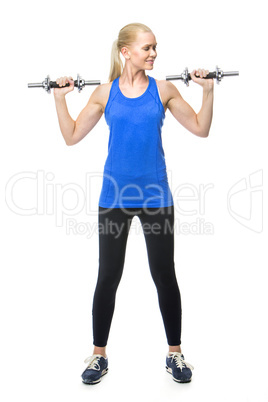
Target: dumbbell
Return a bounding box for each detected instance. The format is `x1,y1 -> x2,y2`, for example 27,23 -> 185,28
28,74 -> 101,93
166,66 -> 239,86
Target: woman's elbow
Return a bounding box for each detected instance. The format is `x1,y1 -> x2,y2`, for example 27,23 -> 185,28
195,122 -> 211,138
197,130 -> 209,138
64,123 -> 82,146
65,137 -> 75,146
191,126 -> 209,138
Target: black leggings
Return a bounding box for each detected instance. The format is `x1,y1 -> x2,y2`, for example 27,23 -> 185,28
92,205 -> 182,347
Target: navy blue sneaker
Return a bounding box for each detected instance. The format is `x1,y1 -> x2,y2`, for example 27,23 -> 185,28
81,354 -> 108,384
166,352 -> 194,383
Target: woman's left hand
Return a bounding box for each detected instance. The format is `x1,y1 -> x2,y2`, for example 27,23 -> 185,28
190,68 -> 214,90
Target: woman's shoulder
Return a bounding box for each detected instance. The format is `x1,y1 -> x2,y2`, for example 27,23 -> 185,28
154,78 -> 176,110
98,80 -> 113,94
154,78 -> 173,91
91,81 -> 114,114
89,81 -> 112,100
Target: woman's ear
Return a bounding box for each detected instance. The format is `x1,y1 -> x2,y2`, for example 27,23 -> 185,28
121,47 -> 130,60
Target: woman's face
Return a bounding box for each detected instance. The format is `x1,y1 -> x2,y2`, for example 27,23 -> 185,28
123,32 -> 157,70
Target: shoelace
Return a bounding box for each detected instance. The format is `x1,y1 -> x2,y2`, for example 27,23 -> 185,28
169,352 -> 194,371
84,355 -> 103,370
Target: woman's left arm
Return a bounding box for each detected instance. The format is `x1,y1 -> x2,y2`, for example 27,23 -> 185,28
166,68 -> 214,138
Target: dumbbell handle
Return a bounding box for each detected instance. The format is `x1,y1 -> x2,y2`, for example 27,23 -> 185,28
49,79 -> 101,88
166,72 -> 216,81
27,80 -> 100,89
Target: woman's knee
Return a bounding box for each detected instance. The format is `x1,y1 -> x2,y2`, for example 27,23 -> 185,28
151,265 -> 178,288
96,271 -> 122,291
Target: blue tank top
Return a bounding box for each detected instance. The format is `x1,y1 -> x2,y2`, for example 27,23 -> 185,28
98,75 -> 174,208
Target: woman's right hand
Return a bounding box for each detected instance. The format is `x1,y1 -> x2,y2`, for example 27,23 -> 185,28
53,76 -> 74,97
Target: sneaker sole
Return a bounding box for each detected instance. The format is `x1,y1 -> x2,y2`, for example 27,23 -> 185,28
82,368 -> 109,385
166,366 -> 192,383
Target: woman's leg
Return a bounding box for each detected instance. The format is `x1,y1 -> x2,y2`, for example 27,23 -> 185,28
138,205 -> 182,348
92,206 -> 134,352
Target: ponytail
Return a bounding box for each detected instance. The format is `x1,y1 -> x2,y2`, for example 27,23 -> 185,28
108,39 -> 123,83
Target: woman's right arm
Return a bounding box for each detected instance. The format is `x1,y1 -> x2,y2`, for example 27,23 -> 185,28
53,76 -> 104,146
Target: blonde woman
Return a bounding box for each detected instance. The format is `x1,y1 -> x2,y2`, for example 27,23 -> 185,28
54,22 -> 214,384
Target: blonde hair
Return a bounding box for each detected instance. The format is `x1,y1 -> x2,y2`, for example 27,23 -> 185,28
108,23 -> 153,82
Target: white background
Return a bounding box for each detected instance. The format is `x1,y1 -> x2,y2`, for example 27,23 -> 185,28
1,0 -> 267,401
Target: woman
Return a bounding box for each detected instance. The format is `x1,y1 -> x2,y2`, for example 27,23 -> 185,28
54,22 -> 214,384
